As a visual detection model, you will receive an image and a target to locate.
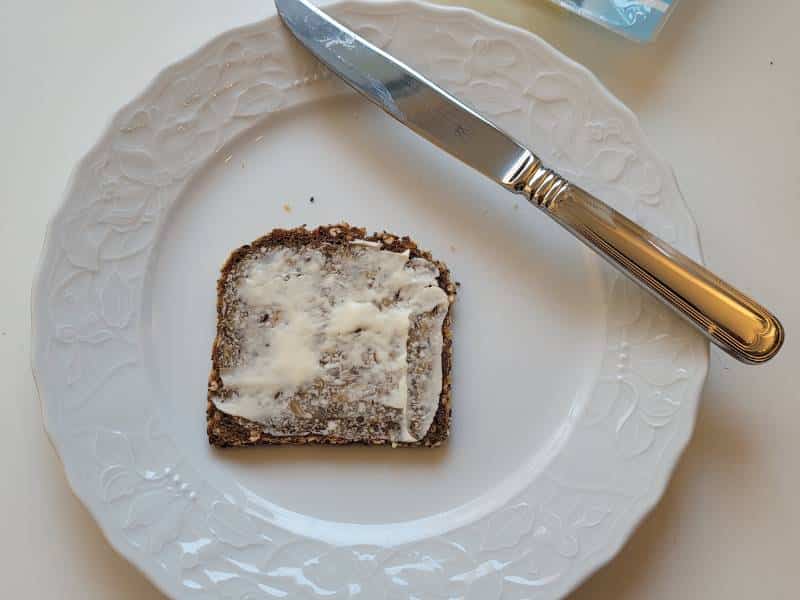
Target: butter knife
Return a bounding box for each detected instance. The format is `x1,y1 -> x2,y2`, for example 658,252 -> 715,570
275,0 -> 784,364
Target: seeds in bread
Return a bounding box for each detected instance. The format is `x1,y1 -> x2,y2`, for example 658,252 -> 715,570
207,224 -> 456,447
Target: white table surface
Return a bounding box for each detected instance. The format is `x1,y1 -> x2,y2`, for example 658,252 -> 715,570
2,1 -> 798,597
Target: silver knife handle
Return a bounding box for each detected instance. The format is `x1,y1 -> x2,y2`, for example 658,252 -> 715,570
511,158 -> 784,364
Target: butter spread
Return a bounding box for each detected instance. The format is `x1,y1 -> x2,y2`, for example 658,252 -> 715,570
213,241 -> 450,442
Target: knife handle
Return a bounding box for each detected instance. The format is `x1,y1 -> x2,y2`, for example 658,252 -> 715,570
515,160 -> 784,364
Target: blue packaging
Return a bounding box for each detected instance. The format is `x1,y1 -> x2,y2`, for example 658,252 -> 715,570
548,0 -> 679,42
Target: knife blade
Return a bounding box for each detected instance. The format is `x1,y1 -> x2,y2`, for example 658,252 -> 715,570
275,0 -> 784,364
275,0 -> 534,188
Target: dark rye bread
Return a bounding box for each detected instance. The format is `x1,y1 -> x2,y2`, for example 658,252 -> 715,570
207,224 -> 456,448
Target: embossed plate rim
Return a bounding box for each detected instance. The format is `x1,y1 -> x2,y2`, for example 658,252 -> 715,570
32,1 -> 708,598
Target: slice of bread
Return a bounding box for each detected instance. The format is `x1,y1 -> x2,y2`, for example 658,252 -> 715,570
207,224 -> 456,447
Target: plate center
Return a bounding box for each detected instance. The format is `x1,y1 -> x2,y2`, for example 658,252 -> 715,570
147,95 -> 605,527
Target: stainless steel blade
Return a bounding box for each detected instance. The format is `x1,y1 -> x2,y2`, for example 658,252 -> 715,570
275,0 -> 534,188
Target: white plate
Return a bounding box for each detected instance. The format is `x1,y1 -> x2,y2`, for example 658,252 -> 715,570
32,2 -> 708,598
